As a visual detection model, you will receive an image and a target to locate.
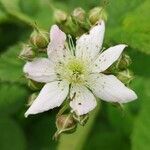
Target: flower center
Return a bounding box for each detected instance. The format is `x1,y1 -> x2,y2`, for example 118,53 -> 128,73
57,58 -> 88,84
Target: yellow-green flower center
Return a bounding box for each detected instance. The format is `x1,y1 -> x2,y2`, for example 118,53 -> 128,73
57,58 -> 89,84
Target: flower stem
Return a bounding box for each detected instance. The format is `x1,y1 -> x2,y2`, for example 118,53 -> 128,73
57,101 -> 100,150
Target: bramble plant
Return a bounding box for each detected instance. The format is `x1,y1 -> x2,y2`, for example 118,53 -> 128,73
20,5 -> 137,140
0,0 -> 149,149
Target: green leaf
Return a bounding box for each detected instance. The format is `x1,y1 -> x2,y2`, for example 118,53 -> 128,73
106,0 -> 150,55
0,0 -> 34,26
0,83 -> 28,115
128,48 -> 150,78
58,103 -> 100,150
0,45 -> 25,83
106,0 -> 143,27
105,0 -> 142,44
107,104 -> 134,136
122,0 -> 150,54
0,0 -> 54,29
26,114 -> 57,150
0,9 -> 8,23
0,118 -> 27,150
131,78 -> 150,150
83,123 -> 130,150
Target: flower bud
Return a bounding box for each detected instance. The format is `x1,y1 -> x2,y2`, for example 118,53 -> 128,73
73,113 -> 89,126
19,44 -> 36,61
54,9 -> 67,24
72,7 -> 86,23
117,69 -> 134,85
54,114 -> 77,140
30,29 -> 49,49
117,54 -> 132,70
88,7 -> 107,24
27,79 -> 44,91
27,92 -> 38,106
111,102 -> 124,113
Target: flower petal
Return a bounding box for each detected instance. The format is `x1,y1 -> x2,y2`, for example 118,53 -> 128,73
76,20 -> 105,61
47,25 -> 67,62
92,44 -> 127,73
25,80 -> 69,117
87,73 -> 137,103
23,58 -> 57,83
70,85 -> 97,116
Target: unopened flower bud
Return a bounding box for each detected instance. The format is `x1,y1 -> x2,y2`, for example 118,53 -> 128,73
88,7 -> 107,24
105,54 -> 132,74
117,54 -> 132,70
30,29 -> 49,49
72,7 -> 86,23
27,92 -> 38,106
54,114 -> 77,140
111,102 -> 124,113
117,69 -> 134,85
28,79 -> 44,91
54,9 -> 67,24
19,44 -> 36,61
73,113 -> 89,126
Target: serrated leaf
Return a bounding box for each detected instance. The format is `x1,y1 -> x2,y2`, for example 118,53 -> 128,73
0,45 -> 25,83
0,118 -> 27,150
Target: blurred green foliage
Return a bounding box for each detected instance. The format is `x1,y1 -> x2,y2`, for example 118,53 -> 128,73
0,0 -> 150,150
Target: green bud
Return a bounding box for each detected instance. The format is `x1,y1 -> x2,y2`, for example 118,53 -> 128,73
73,113 -> 89,126
27,79 -> 44,91
111,102 -> 124,113
104,53 -> 132,74
54,114 -> 77,140
117,69 -> 134,85
27,92 -> 38,106
88,7 -> 107,24
54,9 -> 67,24
19,44 -> 36,61
116,54 -> 132,70
30,29 -> 49,49
72,7 -> 86,23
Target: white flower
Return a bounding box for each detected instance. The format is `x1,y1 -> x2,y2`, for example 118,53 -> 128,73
24,21 -> 137,117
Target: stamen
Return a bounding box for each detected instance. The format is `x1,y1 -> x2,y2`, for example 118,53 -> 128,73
68,35 -> 76,56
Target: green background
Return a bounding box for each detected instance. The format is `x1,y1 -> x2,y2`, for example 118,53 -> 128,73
0,0 -> 150,150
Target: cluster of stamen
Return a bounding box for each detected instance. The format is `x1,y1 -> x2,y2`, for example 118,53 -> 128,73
56,58 -> 88,84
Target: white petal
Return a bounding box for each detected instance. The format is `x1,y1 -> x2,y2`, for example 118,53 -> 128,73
25,80 -> 69,117
23,58 -> 57,83
47,25 -> 67,62
92,44 -> 127,73
70,85 -> 97,116
76,20 -> 105,61
87,73 -> 137,103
